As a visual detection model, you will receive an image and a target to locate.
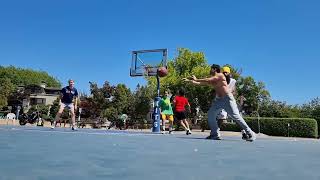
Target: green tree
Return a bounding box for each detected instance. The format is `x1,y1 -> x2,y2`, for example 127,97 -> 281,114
146,48 -> 214,114
49,98 -> 60,119
237,76 -> 270,115
86,81 -> 115,118
131,84 -> 153,120
0,78 -> 14,109
102,107 -> 119,122
0,66 -> 60,87
145,48 -> 271,118
112,84 -> 133,115
82,81 -> 133,123
259,100 -> 300,118
0,66 -> 61,110
300,97 -> 320,119
100,84 -> 133,127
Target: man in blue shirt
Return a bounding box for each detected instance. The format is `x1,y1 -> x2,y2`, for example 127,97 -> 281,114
51,79 -> 79,130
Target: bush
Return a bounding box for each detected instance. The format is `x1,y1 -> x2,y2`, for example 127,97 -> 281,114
314,116 -> 320,136
41,114 -> 53,121
244,117 -> 318,138
220,122 -> 242,132
199,114 -> 318,138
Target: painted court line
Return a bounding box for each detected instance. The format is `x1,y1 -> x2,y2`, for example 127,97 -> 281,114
0,126 -> 163,137
0,126 -> 316,142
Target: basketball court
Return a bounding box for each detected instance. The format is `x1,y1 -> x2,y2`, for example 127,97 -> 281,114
0,50 -> 318,180
0,125 -> 319,180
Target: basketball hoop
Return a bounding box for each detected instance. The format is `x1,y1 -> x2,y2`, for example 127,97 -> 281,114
144,66 -> 158,77
130,48 -> 168,133
130,49 -> 167,77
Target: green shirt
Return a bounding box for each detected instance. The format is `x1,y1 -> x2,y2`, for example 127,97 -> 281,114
160,97 -> 173,115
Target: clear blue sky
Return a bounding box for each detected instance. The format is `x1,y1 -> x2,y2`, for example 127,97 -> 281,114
0,0 -> 319,105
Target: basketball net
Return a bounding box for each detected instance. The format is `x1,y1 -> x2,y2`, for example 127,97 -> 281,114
143,66 -> 158,77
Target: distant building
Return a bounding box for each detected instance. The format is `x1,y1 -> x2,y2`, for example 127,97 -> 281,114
23,82 -> 61,108
3,82 -> 60,115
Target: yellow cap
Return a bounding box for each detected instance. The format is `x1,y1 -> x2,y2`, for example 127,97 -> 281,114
222,66 -> 231,74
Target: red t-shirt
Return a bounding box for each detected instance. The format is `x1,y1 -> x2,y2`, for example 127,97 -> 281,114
174,96 -> 189,112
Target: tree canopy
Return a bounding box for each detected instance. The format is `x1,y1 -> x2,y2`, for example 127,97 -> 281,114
0,66 -> 61,88
146,48 -> 271,116
0,66 -> 61,109
1,50 -> 319,123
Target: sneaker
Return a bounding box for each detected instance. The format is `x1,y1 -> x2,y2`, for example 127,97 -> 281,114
188,130 -> 192,135
169,130 -> 173,134
205,135 -> 222,140
241,131 -> 249,140
245,132 -> 256,142
186,129 -> 192,135
71,126 -> 78,131
51,122 -> 56,129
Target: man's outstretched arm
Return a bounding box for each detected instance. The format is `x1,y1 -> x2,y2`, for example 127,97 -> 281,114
183,75 -> 217,85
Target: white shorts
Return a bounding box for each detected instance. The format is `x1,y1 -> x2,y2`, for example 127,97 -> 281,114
59,103 -> 74,112
217,109 -> 227,120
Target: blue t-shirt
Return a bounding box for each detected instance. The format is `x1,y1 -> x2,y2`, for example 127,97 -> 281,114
61,86 -> 78,104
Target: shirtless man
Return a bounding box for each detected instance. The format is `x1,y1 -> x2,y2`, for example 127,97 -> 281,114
183,64 -> 256,141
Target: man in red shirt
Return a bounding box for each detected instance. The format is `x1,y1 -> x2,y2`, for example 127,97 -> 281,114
173,89 -> 192,135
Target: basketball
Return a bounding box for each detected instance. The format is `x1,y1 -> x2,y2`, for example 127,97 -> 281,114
157,67 -> 168,77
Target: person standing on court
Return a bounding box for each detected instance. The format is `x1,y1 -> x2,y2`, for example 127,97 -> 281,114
51,79 -> 79,131
220,66 -> 248,139
173,88 -> 192,135
183,64 -> 256,141
159,90 -> 174,134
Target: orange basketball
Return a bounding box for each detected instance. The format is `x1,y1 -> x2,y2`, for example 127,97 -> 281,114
157,67 -> 168,77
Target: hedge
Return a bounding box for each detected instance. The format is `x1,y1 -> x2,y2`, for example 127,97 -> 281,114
314,116 -> 320,135
200,115 -> 318,138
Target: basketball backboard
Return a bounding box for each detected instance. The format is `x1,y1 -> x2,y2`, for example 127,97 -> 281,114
130,49 -> 167,77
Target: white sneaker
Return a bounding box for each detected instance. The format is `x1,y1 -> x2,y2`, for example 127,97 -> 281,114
186,129 -> 192,135
245,131 -> 256,142
51,122 -> 56,129
241,130 -> 249,140
71,126 -> 78,131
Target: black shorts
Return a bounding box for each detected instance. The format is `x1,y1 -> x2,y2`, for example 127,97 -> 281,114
175,111 -> 187,121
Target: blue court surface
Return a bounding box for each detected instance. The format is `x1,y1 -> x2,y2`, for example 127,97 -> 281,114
0,126 -> 320,180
